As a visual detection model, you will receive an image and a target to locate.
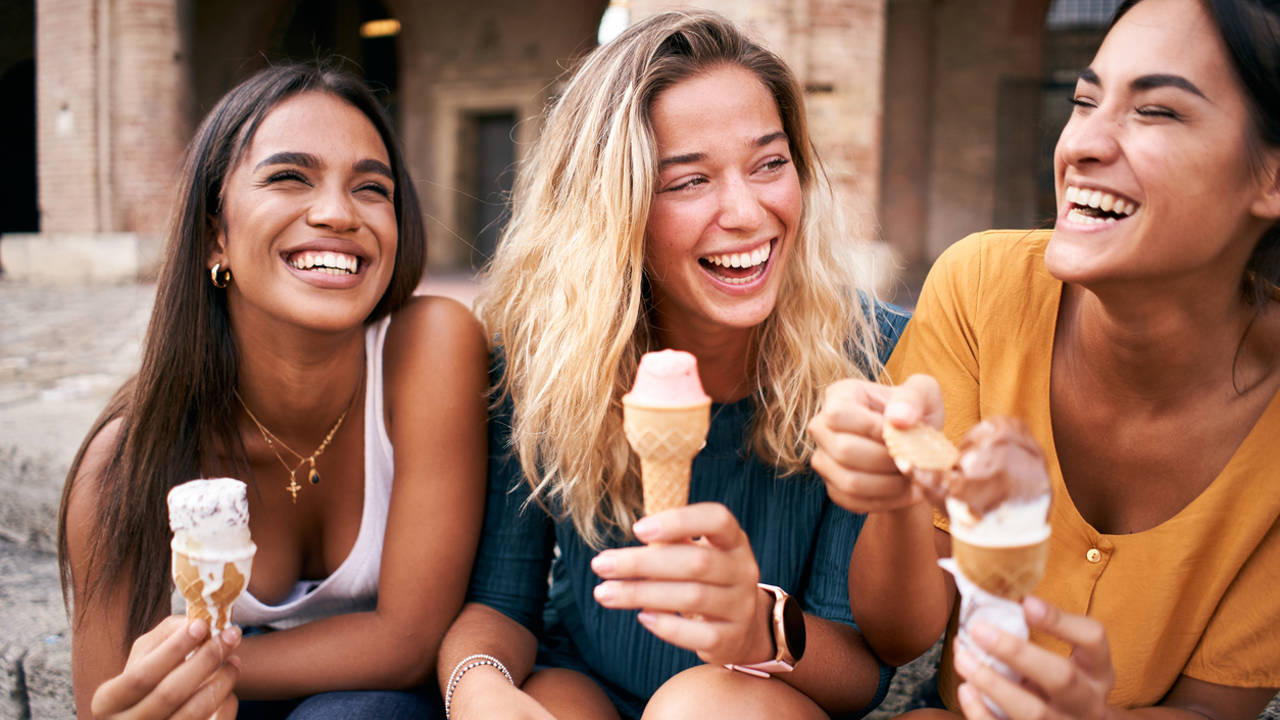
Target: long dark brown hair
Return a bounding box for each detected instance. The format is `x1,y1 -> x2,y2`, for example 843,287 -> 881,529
57,62 -> 426,644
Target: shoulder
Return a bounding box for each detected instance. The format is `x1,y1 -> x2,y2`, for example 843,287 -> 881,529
384,296 -> 487,368
64,417 -> 125,561
934,229 -> 1052,284
386,294 -> 485,344
382,295 -> 489,399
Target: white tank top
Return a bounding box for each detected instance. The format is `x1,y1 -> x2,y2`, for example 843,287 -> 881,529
232,316 -> 395,629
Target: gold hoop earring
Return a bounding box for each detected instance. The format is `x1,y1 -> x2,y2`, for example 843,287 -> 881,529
210,263 -> 232,289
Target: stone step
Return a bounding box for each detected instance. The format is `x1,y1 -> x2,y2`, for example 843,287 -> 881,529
0,539 -> 73,720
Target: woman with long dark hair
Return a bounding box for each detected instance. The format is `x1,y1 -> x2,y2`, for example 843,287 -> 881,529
809,0 -> 1280,717
58,64 -> 487,718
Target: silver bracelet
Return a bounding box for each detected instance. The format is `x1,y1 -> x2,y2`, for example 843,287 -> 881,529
444,653 -> 514,720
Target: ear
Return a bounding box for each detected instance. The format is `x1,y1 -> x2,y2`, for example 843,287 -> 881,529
1252,148 -> 1280,221
205,213 -> 228,270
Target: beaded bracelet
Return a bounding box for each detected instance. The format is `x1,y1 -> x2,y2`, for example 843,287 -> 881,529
444,653 -> 514,720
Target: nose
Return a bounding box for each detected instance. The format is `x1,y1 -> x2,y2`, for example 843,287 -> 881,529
1056,105 -> 1121,170
716,175 -> 767,232
307,183 -> 360,232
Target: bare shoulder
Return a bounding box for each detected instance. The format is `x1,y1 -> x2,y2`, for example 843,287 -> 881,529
385,295 -> 487,360
65,417 -> 125,539
382,296 -> 489,402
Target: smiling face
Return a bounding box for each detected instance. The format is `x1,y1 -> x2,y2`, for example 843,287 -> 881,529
643,63 -> 801,345
209,91 -> 398,334
1048,0 -> 1279,291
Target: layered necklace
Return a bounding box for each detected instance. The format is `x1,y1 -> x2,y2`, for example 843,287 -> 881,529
234,369 -> 365,503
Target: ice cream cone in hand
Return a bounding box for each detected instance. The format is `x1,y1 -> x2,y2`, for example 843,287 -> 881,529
945,417 -> 1052,600
623,350 -> 711,517
168,478 -> 257,634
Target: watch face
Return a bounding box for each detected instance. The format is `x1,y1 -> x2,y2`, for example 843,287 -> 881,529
781,594 -> 806,661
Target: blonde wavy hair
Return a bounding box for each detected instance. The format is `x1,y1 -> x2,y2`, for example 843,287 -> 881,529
478,9 -> 885,547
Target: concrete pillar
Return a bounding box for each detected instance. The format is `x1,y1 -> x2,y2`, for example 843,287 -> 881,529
880,0 -> 934,286
923,0 -> 1046,258
25,0 -> 191,282
111,0 -> 195,236
36,0 -> 105,233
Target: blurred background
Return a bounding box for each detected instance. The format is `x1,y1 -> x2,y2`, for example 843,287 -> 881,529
0,0 -> 1123,303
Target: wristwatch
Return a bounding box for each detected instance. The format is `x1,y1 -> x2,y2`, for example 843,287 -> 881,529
725,583 -> 807,677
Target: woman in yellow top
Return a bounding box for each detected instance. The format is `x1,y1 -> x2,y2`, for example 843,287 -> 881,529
808,0 -> 1280,717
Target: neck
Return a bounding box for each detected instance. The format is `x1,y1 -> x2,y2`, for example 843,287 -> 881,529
231,318 -> 368,437
1060,277 -> 1277,408
651,321 -> 756,404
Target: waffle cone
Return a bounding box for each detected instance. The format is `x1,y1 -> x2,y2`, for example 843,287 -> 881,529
172,549 -> 251,634
951,536 -> 1048,600
623,398 -> 711,517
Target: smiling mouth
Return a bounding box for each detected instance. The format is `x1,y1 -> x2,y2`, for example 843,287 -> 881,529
1064,185 -> 1141,225
698,241 -> 773,285
287,250 -> 361,276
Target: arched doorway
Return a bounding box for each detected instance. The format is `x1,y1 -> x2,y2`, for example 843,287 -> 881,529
0,0 -> 37,238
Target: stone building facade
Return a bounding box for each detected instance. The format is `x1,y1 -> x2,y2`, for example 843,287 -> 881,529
2,0 -> 1115,297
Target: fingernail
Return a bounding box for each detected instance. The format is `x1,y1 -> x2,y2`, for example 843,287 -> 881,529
591,554 -> 615,575
1023,595 -> 1047,622
633,517 -> 658,541
221,625 -> 241,647
593,582 -> 616,604
637,611 -> 656,626
956,682 -> 977,707
969,621 -> 998,648
885,401 -> 917,424
187,619 -> 208,640
228,654 -> 242,670
953,647 -> 977,677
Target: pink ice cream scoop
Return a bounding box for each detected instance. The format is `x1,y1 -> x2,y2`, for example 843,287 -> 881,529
624,350 -> 711,407
623,350 -> 711,516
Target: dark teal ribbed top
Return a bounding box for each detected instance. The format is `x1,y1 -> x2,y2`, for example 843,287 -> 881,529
467,304 -> 907,718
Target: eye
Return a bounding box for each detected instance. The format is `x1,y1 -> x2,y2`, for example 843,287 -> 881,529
357,182 -> 393,199
1068,96 -> 1097,111
758,156 -> 790,173
1136,105 -> 1181,120
663,176 -> 708,193
266,169 -> 310,185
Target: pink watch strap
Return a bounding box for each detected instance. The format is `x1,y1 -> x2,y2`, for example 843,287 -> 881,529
724,659 -> 796,678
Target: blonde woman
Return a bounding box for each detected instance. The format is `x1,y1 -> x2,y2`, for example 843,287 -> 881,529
437,11 -> 906,720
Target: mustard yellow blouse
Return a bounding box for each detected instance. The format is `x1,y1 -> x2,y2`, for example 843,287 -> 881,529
886,229 -> 1280,708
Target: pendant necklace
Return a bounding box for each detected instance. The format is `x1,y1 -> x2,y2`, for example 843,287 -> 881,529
234,367 -> 364,503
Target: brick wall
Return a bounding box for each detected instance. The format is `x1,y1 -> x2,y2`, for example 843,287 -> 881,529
110,0 -> 193,236
36,0 -> 102,232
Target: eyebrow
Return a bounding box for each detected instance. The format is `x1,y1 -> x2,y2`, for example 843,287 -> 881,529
1078,67 -> 1208,100
657,131 -> 790,171
255,152 -> 395,180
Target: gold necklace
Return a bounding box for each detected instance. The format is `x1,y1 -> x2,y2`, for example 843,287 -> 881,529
234,374 -> 363,503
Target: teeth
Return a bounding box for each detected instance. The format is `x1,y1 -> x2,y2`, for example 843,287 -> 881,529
289,250 -> 359,274
704,243 -> 772,269
1064,186 -> 1138,217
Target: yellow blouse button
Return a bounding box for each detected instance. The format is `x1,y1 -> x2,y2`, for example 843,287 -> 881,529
1086,548 -> 1102,563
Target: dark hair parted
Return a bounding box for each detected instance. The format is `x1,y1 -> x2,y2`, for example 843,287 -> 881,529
56,63 -> 425,645
1113,0 -> 1280,305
